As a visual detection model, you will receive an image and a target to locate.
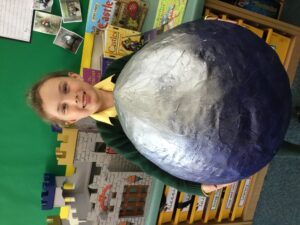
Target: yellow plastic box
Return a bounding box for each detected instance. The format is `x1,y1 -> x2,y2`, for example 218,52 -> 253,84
265,28 -> 291,64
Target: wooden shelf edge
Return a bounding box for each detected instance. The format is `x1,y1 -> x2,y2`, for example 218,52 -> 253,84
205,0 -> 300,35
284,36 -> 300,83
204,0 -> 300,83
242,165 -> 269,221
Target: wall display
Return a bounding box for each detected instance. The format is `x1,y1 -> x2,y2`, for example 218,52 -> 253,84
33,11 -> 62,35
33,0 -> 54,12
53,27 -> 83,53
59,0 -> 82,23
0,0 -> 34,42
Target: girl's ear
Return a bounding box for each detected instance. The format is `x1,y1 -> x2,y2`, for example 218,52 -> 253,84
68,72 -> 82,80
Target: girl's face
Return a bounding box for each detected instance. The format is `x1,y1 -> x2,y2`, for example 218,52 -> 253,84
39,73 -> 102,124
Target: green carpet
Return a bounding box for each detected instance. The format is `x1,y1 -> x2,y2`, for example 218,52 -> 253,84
253,142 -> 300,225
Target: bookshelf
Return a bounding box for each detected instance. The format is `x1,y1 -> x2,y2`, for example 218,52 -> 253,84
147,166 -> 269,225
146,1 -> 300,225
204,0 -> 300,84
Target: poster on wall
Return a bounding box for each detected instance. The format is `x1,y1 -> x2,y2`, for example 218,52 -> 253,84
0,0 -> 34,42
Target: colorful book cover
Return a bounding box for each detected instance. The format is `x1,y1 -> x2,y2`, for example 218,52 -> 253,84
111,0 -> 148,31
103,25 -> 141,59
157,186 -> 178,225
83,68 -> 101,85
173,192 -> 193,224
86,0 -> 117,32
153,0 -> 187,31
188,195 -> 207,223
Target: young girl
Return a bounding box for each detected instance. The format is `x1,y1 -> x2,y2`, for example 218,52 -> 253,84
28,54 -> 231,196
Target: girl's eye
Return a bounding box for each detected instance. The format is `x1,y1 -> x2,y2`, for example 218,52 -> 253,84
62,103 -> 68,114
63,83 -> 68,93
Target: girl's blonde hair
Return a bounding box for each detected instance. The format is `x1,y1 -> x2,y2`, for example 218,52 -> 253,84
27,71 -> 70,126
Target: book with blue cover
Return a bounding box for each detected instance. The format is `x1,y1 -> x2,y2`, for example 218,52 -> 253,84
86,0 -> 117,32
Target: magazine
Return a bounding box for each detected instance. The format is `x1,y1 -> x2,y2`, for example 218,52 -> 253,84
153,0 -> 187,31
111,0 -> 148,31
103,25 -> 142,59
86,0 -> 117,32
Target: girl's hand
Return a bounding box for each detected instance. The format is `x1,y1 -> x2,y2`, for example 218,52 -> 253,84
201,182 -> 234,195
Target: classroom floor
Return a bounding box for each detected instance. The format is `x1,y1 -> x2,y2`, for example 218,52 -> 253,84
253,1 -> 300,225
281,0 -> 300,145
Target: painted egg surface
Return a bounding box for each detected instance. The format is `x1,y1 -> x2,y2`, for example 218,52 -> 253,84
114,20 -> 291,184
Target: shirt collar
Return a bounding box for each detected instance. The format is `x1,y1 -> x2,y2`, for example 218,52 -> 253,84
90,75 -> 117,125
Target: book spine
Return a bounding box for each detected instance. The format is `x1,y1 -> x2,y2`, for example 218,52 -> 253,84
173,192 -> 193,224
157,186 -> 178,225
217,182 -> 238,222
230,177 -> 252,221
188,195 -> 207,223
203,188 -> 223,223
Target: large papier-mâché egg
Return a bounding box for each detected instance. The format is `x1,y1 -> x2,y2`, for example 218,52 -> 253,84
113,20 -> 291,184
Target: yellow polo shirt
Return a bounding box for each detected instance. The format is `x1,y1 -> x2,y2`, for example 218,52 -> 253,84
90,75 -> 117,125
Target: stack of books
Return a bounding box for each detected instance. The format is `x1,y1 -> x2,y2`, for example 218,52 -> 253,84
80,0 -> 191,84
80,0 -> 149,84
